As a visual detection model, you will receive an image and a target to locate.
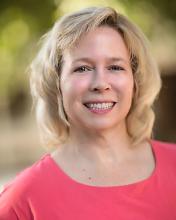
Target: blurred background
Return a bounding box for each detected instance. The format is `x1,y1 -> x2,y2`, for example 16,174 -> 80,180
0,0 -> 176,189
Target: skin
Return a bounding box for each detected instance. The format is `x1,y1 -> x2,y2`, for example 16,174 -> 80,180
52,26 -> 155,186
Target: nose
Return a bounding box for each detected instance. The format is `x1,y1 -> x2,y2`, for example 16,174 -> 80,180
89,68 -> 111,92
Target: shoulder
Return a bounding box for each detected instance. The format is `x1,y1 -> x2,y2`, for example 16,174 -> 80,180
0,154 -> 52,218
151,139 -> 176,152
151,139 -> 176,164
0,154 -> 52,198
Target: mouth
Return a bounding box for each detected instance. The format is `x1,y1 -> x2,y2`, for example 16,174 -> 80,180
83,101 -> 116,113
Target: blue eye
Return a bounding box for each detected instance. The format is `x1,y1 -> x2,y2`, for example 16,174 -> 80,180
74,66 -> 92,73
108,65 -> 124,71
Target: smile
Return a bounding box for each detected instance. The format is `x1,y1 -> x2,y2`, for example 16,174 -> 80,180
83,102 -> 116,114
85,102 -> 115,109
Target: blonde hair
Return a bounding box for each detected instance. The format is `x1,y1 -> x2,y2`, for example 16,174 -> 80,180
30,7 -> 162,148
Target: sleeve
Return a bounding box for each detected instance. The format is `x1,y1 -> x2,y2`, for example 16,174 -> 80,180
0,186 -> 18,220
0,206 -> 19,220
0,182 -> 32,220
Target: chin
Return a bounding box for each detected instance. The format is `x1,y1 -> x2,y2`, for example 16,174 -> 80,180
83,120 -> 122,132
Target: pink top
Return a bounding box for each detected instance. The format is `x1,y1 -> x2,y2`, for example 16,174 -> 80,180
0,140 -> 176,220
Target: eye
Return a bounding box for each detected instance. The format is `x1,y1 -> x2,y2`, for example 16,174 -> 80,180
74,66 -> 93,73
108,65 -> 125,71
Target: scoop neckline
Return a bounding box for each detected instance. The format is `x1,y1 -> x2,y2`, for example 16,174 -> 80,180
47,139 -> 158,190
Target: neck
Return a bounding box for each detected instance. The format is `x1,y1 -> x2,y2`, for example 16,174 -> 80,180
62,121 -> 133,165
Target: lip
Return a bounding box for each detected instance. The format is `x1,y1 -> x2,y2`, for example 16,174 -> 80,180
83,100 -> 117,104
83,101 -> 117,114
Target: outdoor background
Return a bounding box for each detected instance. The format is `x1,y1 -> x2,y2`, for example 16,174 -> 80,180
0,0 -> 176,190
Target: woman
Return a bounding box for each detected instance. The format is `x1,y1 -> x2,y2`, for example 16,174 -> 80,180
0,6 -> 176,220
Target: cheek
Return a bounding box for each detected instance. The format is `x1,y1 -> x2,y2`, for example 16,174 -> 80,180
60,77 -> 90,102
113,75 -> 134,96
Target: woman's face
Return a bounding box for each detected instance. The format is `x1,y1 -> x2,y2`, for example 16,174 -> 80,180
60,26 -> 134,132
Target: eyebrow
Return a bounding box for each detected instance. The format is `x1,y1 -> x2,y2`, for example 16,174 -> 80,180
72,57 -> 128,64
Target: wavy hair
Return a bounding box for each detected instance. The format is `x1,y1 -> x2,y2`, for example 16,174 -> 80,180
30,7 -> 162,148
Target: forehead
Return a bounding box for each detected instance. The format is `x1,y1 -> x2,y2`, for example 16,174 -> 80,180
63,26 -> 130,63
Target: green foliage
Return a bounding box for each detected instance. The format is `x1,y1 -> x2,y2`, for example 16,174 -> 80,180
0,0 -> 58,117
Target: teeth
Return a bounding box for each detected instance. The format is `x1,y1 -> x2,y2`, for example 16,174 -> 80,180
85,102 -> 114,109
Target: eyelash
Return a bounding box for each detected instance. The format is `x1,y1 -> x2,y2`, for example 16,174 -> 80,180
73,65 -> 125,73
108,65 -> 125,71
74,66 -> 92,73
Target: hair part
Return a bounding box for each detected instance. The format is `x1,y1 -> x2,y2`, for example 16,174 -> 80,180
30,6 -> 161,149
